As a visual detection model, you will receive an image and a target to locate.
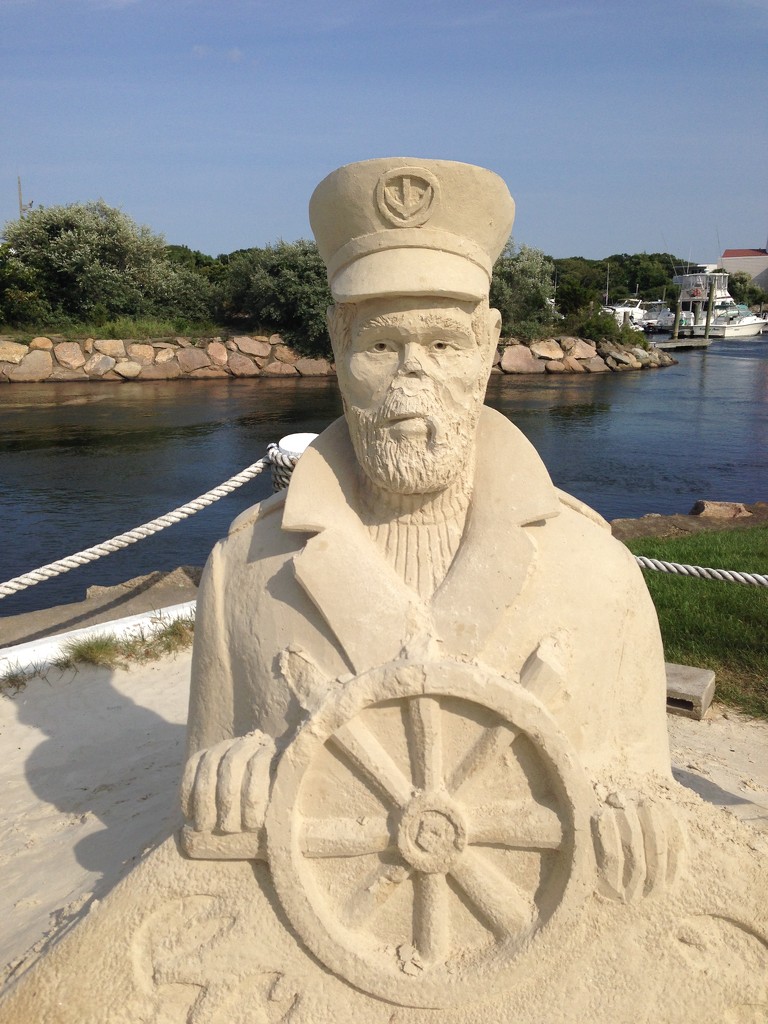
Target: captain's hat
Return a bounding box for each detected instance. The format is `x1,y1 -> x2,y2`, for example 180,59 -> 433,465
309,157 -> 515,303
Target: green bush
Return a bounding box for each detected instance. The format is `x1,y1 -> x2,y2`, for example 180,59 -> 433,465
215,239 -> 332,357
1,201 -> 214,328
490,241 -> 557,339
563,307 -> 644,345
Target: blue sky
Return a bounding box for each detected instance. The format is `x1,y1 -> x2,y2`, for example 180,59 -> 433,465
2,0 -> 766,261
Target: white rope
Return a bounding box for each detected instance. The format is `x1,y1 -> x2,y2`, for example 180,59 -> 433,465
0,453 -> 287,600
635,555 -> 768,588
2,443 -> 765,599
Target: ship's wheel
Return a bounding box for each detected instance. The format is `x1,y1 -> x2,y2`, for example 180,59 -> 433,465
266,661 -> 594,1008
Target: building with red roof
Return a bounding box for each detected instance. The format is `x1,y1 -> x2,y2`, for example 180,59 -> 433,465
720,248 -> 768,292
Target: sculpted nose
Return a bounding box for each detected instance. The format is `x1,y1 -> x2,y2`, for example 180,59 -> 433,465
400,344 -> 425,378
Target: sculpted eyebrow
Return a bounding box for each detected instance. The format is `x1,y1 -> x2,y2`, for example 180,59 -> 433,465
358,315 -> 470,334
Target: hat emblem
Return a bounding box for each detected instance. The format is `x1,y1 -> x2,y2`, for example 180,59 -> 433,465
376,166 -> 440,227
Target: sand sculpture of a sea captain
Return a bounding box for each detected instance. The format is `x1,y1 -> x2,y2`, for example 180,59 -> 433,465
3,160 -> 766,1024
180,157 -> 680,1006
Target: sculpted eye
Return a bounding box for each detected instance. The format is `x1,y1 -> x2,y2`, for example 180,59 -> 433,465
371,341 -> 391,353
432,341 -> 448,351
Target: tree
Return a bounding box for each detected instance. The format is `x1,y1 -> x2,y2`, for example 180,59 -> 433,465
490,241 -> 556,339
216,240 -> 333,356
1,200 -> 213,326
726,270 -> 768,308
552,252 -> 684,316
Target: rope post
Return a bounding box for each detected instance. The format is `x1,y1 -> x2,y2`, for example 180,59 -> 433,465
268,433 -> 318,491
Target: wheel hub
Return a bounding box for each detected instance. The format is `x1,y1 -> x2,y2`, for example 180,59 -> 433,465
397,791 -> 467,874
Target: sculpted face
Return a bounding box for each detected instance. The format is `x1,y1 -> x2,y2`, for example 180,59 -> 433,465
332,296 -> 501,495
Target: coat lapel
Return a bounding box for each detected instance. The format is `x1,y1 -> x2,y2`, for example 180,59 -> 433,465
282,410 -> 561,671
282,418 -> 428,674
431,408 -> 561,657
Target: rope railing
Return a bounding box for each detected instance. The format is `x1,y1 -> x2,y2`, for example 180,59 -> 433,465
0,444 -> 301,601
634,555 -> 768,588
1,435 -> 765,599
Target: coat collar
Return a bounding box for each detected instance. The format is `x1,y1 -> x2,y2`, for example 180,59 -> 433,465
282,407 -> 560,673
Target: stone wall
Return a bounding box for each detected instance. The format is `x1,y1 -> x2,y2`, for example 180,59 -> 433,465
0,333 -> 675,383
0,334 -> 334,383
496,336 -> 676,374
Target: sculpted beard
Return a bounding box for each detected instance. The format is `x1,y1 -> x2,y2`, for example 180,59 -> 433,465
347,381 -> 482,495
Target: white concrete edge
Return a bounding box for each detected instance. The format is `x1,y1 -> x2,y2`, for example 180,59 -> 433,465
0,600 -> 198,677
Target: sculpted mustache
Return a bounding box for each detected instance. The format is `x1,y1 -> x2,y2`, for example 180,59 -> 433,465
373,386 -> 443,424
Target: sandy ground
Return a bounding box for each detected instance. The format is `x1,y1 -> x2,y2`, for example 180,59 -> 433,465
1,650 -> 767,990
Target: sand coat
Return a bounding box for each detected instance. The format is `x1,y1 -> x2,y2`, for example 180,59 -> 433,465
187,407 -> 670,782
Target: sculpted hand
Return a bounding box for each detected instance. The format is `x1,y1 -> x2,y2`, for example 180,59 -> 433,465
181,732 -> 275,834
592,789 -> 685,903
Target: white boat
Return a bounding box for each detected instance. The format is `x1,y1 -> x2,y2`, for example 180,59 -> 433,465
708,304 -> 766,338
642,301 -> 673,332
661,269 -> 763,337
602,299 -> 646,331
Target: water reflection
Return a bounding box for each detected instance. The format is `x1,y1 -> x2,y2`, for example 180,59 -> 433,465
549,402 -> 611,420
1,340 -> 766,616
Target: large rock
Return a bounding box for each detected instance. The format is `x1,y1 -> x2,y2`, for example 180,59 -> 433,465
54,342 -> 87,370
176,348 -> 210,373
115,361 -> 143,379
689,500 -> 752,519
7,350 -> 53,381
48,366 -> 88,381
562,355 -> 586,373
610,349 -> 642,368
569,339 -> 598,360
529,339 -> 564,361
94,339 -> 126,359
500,345 -> 545,374
29,336 -> 53,351
206,341 -> 229,366
583,356 -> 610,373
272,344 -> 299,364
0,340 -> 27,365
139,362 -> 182,380
294,357 -> 331,376
228,353 -> 259,377
233,336 -> 271,358
126,343 -> 155,364
84,353 -> 116,377
155,348 -> 177,365
261,360 -> 299,376
545,360 -> 567,373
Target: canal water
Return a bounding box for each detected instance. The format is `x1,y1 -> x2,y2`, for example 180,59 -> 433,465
1,338 -> 766,617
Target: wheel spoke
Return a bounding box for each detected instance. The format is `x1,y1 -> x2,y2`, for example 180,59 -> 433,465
301,817 -> 393,858
446,723 -> 518,797
449,848 -> 535,937
406,695 -> 443,791
330,719 -> 413,808
414,872 -> 450,964
342,862 -> 411,928
468,801 -> 563,850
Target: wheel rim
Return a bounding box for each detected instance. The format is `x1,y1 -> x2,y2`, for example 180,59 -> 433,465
266,661 -> 594,1008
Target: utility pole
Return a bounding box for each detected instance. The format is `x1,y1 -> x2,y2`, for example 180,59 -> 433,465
17,176 -> 34,218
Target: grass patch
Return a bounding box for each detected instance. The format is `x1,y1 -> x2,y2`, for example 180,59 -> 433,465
1,615 -> 195,694
4,318 -> 226,343
626,528 -> 768,718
